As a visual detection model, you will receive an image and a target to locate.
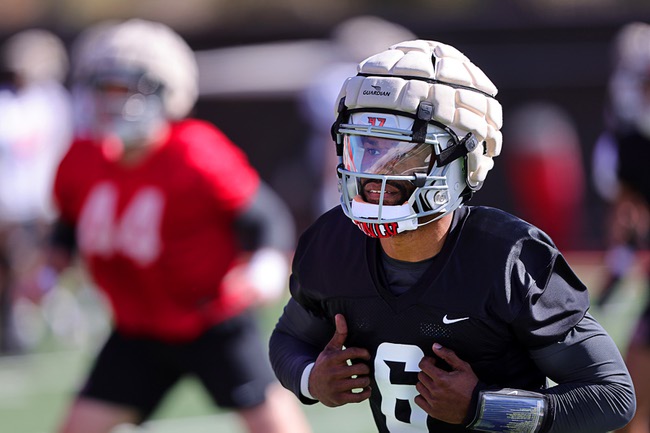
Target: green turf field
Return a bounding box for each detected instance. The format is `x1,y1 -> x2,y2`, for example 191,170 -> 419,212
0,252 -> 646,433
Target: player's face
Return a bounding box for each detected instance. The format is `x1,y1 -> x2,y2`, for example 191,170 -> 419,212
90,77 -> 165,149
343,135 -> 432,206
94,82 -> 134,124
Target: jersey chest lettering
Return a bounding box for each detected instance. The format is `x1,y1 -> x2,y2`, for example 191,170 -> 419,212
77,181 -> 165,266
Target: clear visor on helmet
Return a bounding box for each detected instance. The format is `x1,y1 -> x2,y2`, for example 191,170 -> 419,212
343,135 -> 433,176
342,123 -> 456,177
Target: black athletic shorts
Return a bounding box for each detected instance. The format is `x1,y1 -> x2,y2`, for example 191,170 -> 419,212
79,309 -> 276,420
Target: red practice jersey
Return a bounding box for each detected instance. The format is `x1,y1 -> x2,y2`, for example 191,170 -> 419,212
54,119 -> 260,341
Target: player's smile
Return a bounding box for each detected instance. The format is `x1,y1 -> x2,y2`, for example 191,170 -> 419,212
361,180 -> 412,206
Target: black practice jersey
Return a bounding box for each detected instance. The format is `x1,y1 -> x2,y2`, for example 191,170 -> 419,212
617,129 -> 650,204
270,205 -> 635,432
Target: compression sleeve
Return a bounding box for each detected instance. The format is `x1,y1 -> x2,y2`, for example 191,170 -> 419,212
530,313 -> 636,433
233,181 -> 295,252
269,298 -> 335,404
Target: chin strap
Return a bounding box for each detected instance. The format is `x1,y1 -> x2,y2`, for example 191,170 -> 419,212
350,198 -> 418,238
352,220 -> 417,238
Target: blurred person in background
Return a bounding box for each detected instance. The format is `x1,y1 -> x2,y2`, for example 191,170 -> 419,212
270,39 -> 635,433
299,15 -> 416,222
504,101 -> 586,250
591,21 -> 650,433
50,18 -> 311,433
0,28 -> 73,354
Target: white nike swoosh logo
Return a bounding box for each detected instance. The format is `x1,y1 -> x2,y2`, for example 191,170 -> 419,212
442,315 -> 470,324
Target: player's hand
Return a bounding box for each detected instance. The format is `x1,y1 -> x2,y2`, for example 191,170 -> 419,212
221,260 -> 260,306
222,250 -> 290,307
415,343 -> 478,424
309,314 -> 372,407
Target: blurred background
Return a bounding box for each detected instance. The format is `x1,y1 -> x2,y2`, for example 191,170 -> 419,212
1,0 -> 648,246
1,1 -> 650,432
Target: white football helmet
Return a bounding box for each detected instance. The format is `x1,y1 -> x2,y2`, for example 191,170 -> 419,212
73,19 -> 198,147
609,22 -> 650,138
332,40 -> 503,238
2,29 -> 68,85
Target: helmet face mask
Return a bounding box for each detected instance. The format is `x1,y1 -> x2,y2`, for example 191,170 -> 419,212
89,69 -> 166,148
337,112 -> 469,238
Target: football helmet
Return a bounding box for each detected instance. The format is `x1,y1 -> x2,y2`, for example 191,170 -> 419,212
609,22 -> 650,138
2,29 -> 68,85
332,40 -> 503,238
73,19 -> 198,147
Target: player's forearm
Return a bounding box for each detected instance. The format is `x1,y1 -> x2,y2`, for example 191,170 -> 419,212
530,314 -> 636,433
269,328 -> 320,404
467,314 -> 635,433
269,298 -> 335,403
233,181 -> 295,252
543,382 -> 635,433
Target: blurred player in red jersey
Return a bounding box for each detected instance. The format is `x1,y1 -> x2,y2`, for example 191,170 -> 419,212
50,19 -> 312,433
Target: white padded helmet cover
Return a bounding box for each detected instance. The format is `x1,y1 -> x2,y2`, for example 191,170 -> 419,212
76,19 -> 198,120
336,40 -> 503,185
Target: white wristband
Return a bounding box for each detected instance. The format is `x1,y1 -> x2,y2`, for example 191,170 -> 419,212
247,248 -> 290,302
300,362 -> 317,400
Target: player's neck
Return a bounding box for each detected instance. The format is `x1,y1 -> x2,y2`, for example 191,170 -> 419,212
379,212 -> 453,262
118,125 -> 170,166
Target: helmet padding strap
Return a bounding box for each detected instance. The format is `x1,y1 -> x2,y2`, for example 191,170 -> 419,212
412,101 -> 434,143
436,133 -> 479,167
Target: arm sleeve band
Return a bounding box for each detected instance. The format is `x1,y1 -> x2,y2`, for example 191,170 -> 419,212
233,181 -> 295,252
269,298 -> 334,404
530,313 -> 636,433
467,389 -> 548,433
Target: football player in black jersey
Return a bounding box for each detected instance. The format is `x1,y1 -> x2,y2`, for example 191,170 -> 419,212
270,39 -> 636,432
